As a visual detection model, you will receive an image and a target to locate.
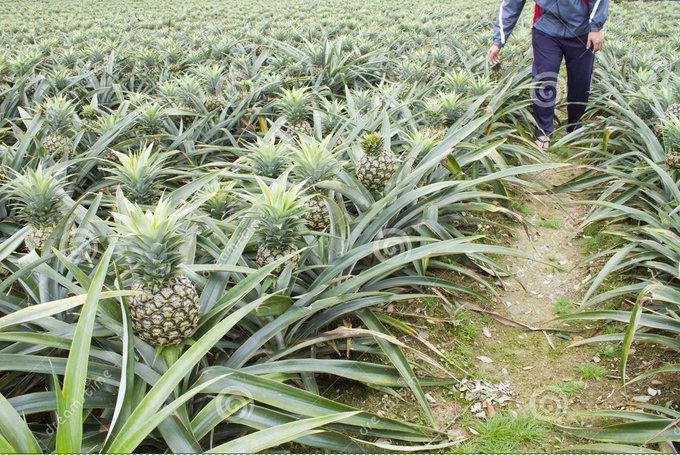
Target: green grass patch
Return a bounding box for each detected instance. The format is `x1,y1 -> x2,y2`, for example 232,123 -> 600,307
546,381 -> 586,396
539,220 -> 560,229
595,343 -> 619,359
553,297 -> 574,315
574,363 -> 607,380
456,413 -> 549,453
581,228 -> 621,256
512,203 -> 534,217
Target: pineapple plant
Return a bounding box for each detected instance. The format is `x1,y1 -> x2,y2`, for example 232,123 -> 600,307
663,117 -> 680,169
246,137 -> 291,178
655,102 -> 680,140
274,87 -> 314,135
201,179 -> 236,220
246,175 -> 309,275
113,194 -> 199,347
291,135 -> 340,231
80,104 -> 101,132
105,143 -> 171,205
439,92 -> 466,126
356,133 -> 399,192
40,95 -> 78,159
135,103 -> 167,144
320,99 -> 346,136
195,64 -> 228,111
421,97 -> 447,139
5,164 -> 65,253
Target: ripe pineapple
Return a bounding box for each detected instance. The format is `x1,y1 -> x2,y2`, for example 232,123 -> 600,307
274,87 -> 314,135
291,136 -> 339,231
246,137 -> 291,178
104,143 -> 171,205
5,164 -> 65,253
113,194 -> 199,347
246,175 -> 308,275
41,95 -> 78,159
356,133 -> 399,192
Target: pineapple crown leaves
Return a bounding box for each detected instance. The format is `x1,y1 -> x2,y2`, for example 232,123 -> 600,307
360,132 -> 385,156
201,179 -> 236,219
421,98 -> 445,127
246,137 -> 291,179
41,95 -> 78,135
243,173 -> 310,248
290,135 -> 341,187
135,103 -> 167,133
438,91 -> 466,125
112,190 -> 190,284
192,63 -> 227,94
4,163 -> 67,227
274,87 -> 313,125
104,143 -> 173,205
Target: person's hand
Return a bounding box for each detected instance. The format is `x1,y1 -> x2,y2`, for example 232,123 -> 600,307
587,31 -> 605,52
487,44 -> 501,64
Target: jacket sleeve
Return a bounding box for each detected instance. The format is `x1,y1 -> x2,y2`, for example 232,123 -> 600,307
492,0 -> 527,48
588,0 -> 609,32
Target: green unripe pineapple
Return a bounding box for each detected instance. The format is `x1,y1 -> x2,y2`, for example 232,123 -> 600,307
356,133 -> 399,192
105,143 -> 171,205
245,175 -> 309,275
274,87 -> 314,134
246,137 -> 291,179
5,164 -> 65,253
291,135 -> 339,231
40,95 -> 77,158
113,194 -> 199,346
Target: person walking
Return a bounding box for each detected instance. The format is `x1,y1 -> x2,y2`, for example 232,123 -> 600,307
488,0 -> 609,150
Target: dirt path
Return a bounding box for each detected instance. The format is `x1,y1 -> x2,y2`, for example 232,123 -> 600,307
469,166 -> 628,420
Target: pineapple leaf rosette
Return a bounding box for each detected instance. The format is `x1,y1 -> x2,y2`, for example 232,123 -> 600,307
244,174 -> 310,274
112,191 -> 199,347
291,135 -> 340,231
5,164 -> 66,253
662,116 -> 680,170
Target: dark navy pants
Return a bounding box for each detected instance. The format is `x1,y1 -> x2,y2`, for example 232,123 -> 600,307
532,28 -> 595,138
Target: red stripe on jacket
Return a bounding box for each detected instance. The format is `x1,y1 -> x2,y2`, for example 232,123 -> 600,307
534,0 -> 590,24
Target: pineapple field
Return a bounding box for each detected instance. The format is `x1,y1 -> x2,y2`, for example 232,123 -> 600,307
0,0 -> 679,452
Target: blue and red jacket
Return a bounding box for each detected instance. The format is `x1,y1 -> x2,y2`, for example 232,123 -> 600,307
493,0 -> 609,47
